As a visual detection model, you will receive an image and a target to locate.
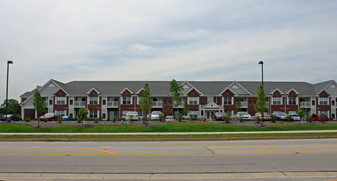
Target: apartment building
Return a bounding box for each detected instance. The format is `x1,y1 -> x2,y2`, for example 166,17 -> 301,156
20,79 -> 337,120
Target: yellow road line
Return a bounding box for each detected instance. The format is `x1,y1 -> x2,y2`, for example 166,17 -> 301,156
89,147 -> 120,155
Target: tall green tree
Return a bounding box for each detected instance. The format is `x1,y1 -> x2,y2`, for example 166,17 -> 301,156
140,83 -> 153,123
169,79 -> 184,116
32,90 -> 47,128
254,85 -> 268,121
0,99 -> 20,115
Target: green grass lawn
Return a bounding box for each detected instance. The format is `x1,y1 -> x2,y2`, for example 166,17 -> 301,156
1,122 -> 337,133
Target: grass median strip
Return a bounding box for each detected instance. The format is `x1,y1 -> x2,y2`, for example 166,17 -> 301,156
0,132 -> 337,140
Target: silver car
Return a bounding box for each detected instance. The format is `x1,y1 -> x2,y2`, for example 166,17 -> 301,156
126,111 -> 139,121
150,111 -> 162,121
235,112 -> 252,121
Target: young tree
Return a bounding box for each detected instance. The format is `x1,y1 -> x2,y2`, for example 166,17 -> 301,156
235,97 -> 242,113
169,79 -> 183,116
140,83 -> 153,124
79,108 -> 89,125
254,85 -> 268,122
297,106 -> 307,121
183,100 -> 189,115
32,90 -> 47,128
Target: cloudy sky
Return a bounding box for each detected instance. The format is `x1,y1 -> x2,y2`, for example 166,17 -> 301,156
1,0 -> 337,103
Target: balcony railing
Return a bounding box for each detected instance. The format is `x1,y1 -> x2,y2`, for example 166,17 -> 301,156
74,101 -> 86,107
173,101 -> 185,108
107,101 -> 118,107
152,101 -> 163,107
300,102 -> 311,107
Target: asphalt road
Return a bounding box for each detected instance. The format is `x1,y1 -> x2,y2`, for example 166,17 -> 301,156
1,139 -> 337,180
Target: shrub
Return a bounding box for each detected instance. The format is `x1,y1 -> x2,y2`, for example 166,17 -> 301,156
222,112 -> 231,123
256,116 -> 260,123
113,116 -> 118,123
6,118 -> 11,123
177,114 -> 184,122
307,115 -> 313,123
320,115 -> 326,122
58,117 -> 62,124
94,118 -> 99,123
43,118 -> 48,122
77,118 -> 82,123
270,114 -> 277,123
159,113 -> 165,122
286,115 -> 293,122
238,114 -> 243,122
24,118 -> 31,122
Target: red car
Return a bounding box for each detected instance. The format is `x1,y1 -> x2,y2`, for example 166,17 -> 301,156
213,112 -> 225,121
40,113 -> 61,121
312,114 -> 328,121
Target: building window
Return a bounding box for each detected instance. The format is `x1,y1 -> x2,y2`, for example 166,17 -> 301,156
164,100 -> 167,105
288,97 -> 297,105
89,97 -> 98,105
138,97 -> 142,104
332,100 -> 335,106
89,110 -> 98,119
188,97 -> 198,105
318,110 -> 329,117
55,97 -> 66,105
103,100 -> 106,105
102,113 -> 106,119
223,97 -> 232,105
319,97 -> 328,105
312,100 -> 315,105
70,100 -> 73,105
49,100 -> 53,105
272,97 -> 282,105
55,110 -> 66,116
122,97 -> 131,104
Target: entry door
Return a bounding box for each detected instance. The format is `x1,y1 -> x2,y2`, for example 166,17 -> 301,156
109,111 -> 118,120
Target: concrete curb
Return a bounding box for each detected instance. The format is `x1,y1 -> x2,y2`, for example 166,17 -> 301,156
0,172 -> 337,180
1,130 -> 337,135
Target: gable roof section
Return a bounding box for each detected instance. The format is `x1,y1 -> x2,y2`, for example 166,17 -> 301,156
286,88 -> 299,95
87,88 -> 101,95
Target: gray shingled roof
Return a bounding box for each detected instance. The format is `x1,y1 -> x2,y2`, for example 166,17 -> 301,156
21,79 -> 334,98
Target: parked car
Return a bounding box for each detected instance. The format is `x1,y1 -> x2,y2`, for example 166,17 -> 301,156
165,116 -> 175,122
235,112 -> 252,121
252,112 -> 270,121
197,116 -> 206,122
183,115 -> 191,120
213,112 -> 225,121
39,113 -> 61,121
290,114 -> 301,121
120,115 -> 126,121
272,112 -> 287,121
126,111 -> 139,121
62,116 -> 75,121
312,114 -> 329,121
150,111 -> 162,121
0,114 -> 22,121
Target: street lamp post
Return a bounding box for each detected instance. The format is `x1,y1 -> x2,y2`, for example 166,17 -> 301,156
6,60 -> 13,121
258,61 -> 264,86
258,61 -> 264,123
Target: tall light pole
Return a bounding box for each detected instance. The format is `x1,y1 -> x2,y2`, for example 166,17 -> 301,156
258,61 -> 264,123
6,60 -> 13,120
258,61 -> 264,86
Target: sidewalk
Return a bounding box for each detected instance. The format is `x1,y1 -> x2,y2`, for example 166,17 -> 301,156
1,130 -> 337,135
